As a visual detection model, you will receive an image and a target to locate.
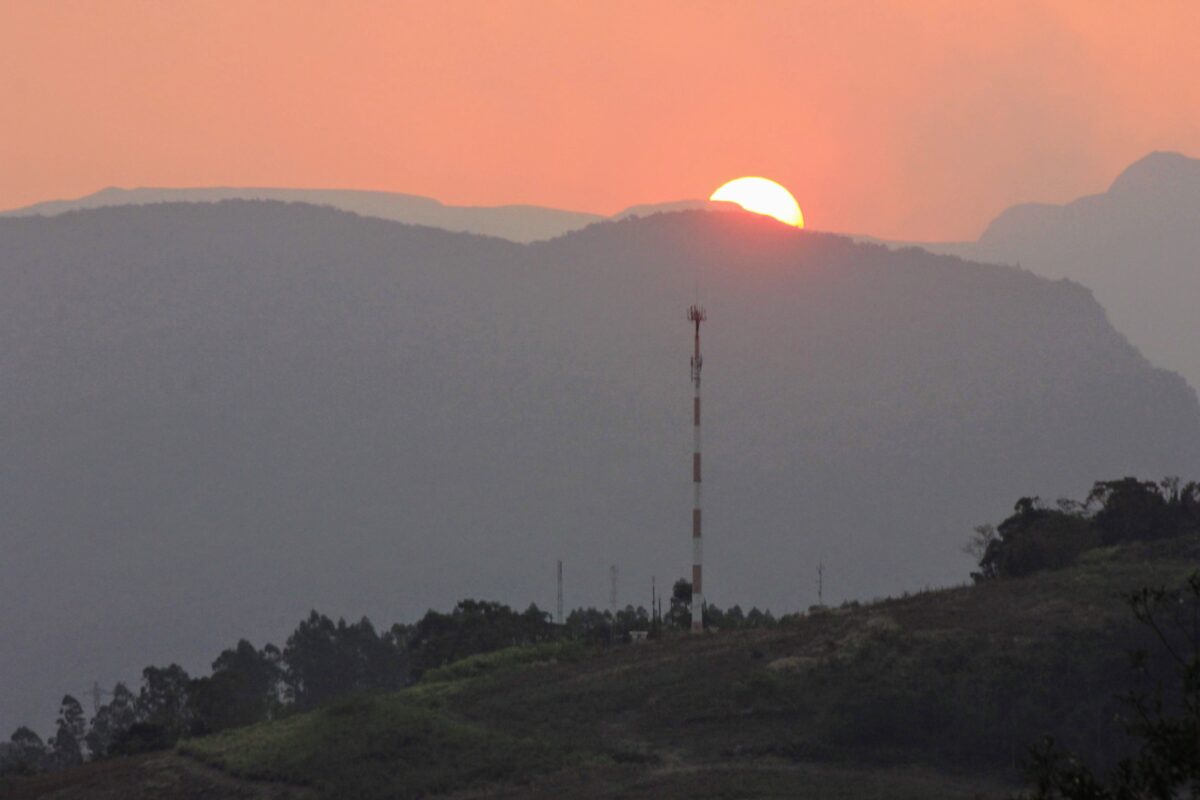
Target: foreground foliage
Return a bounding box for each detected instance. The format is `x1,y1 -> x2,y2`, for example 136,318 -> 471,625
1025,572 -> 1200,799
971,477 -> 1200,581
3,585 -> 773,775
175,536 -> 1198,799
8,476 -> 1198,795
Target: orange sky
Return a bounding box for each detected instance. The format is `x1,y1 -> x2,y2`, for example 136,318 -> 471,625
2,1 -> 1198,240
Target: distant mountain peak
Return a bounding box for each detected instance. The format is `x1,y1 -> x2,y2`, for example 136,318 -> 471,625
1107,151 -> 1200,197
978,150 -> 1200,246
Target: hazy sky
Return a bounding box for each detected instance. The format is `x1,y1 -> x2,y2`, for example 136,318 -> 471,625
3,1 -> 1198,240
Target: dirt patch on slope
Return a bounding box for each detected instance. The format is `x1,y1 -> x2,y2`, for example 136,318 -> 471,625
0,753 -> 314,800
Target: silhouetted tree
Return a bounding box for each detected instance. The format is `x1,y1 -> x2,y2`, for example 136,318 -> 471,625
85,682 -> 136,759
1087,478 -> 1176,544
974,498 -> 1096,581
283,613 -> 407,709
48,695 -> 86,768
564,608 -> 612,645
668,579 -> 693,630
700,603 -> 774,629
5,726 -> 48,775
188,641 -> 283,734
719,604 -> 746,628
133,664 -> 192,746
744,607 -> 776,628
284,612 -> 352,709
613,605 -> 652,640
407,600 -> 554,676
1086,477 -> 1200,545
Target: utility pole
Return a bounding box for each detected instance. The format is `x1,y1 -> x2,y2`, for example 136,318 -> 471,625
609,565 -> 619,616
556,560 -> 564,625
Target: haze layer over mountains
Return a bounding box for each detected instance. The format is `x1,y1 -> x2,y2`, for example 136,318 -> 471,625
11,152 -> 1199,396
1,187 -> 605,243
2,202 -> 1198,735
936,152 -> 1200,396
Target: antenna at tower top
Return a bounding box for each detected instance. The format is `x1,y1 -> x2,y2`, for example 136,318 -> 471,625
688,305 -> 705,386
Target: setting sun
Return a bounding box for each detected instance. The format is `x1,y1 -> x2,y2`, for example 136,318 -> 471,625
709,177 -> 804,228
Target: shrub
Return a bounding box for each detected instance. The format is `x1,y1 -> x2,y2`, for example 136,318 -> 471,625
975,498 -> 1098,580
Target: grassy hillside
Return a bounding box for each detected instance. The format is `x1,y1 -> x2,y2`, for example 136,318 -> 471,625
176,536 -> 1199,799
0,752 -> 314,800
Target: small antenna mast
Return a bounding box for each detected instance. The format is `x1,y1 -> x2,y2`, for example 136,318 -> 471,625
609,564 -> 619,617
556,560 -> 564,625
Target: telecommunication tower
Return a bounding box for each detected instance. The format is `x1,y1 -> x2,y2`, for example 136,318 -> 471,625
688,304 -> 707,632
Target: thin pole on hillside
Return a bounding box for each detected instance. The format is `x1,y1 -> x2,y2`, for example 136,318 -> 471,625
557,560 -> 564,625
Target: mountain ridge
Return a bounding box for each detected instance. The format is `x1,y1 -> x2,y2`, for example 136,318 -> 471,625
0,188 -> 752,243
978,151 -> 1200,247
0,186 -> 605,243
965,150 -> 1200,393
842,151 -> 1200,395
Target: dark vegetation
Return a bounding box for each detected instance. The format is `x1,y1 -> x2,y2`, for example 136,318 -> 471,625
0,586 -> 775,777
5,476 -> 1198,798
969,477 -> 1200,581
1024,572 -> 1200,798
171,534 -> 1196,799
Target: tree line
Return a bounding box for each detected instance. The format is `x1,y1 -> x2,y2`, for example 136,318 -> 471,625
967,477 -> 1200,581
1,586 -> 777,775
16,475 -> 1190,778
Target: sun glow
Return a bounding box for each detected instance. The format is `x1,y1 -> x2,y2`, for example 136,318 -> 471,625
709,177 -> 804,227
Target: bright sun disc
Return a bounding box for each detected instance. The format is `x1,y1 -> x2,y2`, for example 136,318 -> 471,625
709,177 -> 804,228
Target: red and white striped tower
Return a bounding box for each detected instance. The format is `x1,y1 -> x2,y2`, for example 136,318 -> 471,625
688,304 -> 706,633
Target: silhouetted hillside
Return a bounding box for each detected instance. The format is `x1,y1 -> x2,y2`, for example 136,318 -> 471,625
11,535 -> 1196,799
183,537 -> 1198,799
1,202 -> 1198,737
3,188 -> 753,243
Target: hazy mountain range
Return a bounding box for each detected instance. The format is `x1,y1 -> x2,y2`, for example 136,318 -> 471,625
1,187 -> 718,244
2,201 -> 1197,735
10,151 -> 1198,395
1,187 -> 605,243
866,152 -> 1200,393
